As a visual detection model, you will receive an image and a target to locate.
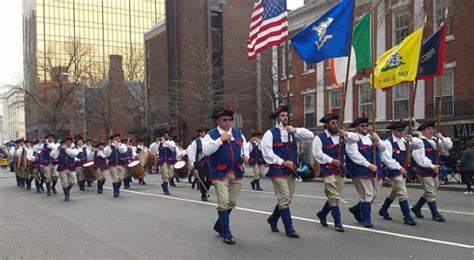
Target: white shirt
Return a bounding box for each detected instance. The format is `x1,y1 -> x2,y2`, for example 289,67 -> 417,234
412,135 -> 453,169
261,123 -> 314,166
186,137 -> 205,167
202,127 -> 249,158
312,130 -> 359,165
345,133 -> 388,168
247,139 -> 262,154
50,146 -> 80,159
103,143 -> 128,157
149,142 -> 160,154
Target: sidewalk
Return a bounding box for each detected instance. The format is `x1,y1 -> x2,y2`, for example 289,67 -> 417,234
242,166 -> 466,192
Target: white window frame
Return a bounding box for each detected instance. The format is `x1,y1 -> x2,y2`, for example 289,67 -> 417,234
392,6 -> 410,45
303,93 -> 315,128
328,89 -> 342,115
281,42 -> 293,78
358,83 -> 372,120
392,82 -> 410,120
303,61 -> 316,74
433,0 -> 454,39
433,68 -> 454,117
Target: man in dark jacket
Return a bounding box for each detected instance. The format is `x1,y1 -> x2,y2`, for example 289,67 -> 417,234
459,141 -> 474,194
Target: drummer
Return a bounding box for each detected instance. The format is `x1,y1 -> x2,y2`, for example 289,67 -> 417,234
134,139 -> 149,185
85,138 -> 94,187
121,139 -> 137,189
74,135 -> 93,191
104,133 -> 128,198
187,126 -> 211,201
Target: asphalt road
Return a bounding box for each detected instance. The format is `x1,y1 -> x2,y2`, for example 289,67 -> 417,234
1,169 -> 473,259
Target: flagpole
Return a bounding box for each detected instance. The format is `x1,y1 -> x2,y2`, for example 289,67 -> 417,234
405,15 -> 427,167
285,40 -> 291,123
370,0 -> 378,168
337,2 -> 356,162
435,11 -> 448,165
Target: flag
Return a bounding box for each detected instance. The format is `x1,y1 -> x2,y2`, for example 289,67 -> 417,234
417,22 -> 446,79
371,27 -> 424,89
247,0 -> 288,60
329,11 -> 371,86
329,46 -> 357,87
291,0 -> 354,64
353,11 -> 371,70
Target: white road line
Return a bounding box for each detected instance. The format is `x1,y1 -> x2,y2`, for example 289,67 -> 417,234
105,187 -> 474,249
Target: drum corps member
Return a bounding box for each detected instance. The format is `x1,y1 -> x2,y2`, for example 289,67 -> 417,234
262,104 -> 314,238
378,120 -> 418,226
248,131 -> 265,191
202,105 -> 249,245
411,121 -> 452,222
187,127 -> 211,201
345,114 -> 387,228
312,112 -> 358,232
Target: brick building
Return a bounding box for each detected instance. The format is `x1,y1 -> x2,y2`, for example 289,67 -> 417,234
280,0 -> 474,145
145,0 -> 275,144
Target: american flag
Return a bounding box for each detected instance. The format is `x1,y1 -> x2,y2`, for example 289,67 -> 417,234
247,0 -> 288,60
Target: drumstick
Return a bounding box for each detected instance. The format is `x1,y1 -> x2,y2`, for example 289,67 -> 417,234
193,170 -> 210,195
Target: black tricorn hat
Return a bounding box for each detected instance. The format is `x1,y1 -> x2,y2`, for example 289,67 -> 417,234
269,103 -> 288,119
195,126 -> 210,132
211,104 -> 234,120
417,120 -> 435,131
44,133 -> 55,139
74,135 -> 83,144
350,112 -> 369,128
387,119 -> 408,130
252,130 -> 263,137
319,109 -> 340,124
109,132 -> 120,140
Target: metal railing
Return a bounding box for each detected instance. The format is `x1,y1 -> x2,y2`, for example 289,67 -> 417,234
426,99 -> 474,119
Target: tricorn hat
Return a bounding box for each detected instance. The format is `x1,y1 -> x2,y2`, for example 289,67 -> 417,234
269,103 -> 288,119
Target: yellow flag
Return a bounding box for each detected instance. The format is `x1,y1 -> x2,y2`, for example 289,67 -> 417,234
371,28 -> 423,89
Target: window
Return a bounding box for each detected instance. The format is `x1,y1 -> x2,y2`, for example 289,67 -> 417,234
434,0 -> 454,36
304,93 -> 315,128
393,7 -> 409,45
281,43 -> 292,77
329,89 -> 342,115
434,69 -> 454,117
303,61 -> 315,73
393,82 -> 409,119
358,83 -> 372,120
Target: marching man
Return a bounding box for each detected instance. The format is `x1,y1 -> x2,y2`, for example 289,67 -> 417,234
345,113 -> 388,228
262,104 -> 314,238
104,133 -> 128,198
248,131 -> 265,191
157,131 -> 177,195
202,105 -> 249,245
378,120 -> 419,226
187,127 -> 211,201
312,112 -> 358,232
411,121 -> 452,222
51,137 -> 80,201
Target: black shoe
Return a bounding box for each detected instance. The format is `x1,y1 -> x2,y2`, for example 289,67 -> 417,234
223,236 -> 236,245
250,180 -> 256,190
201,196 -> 208,201
411,207 -> 424,219
349,206 -> 362,222
405,219 -> 417,226
433,215 -> 446,222
169,180 -> 176,187
213,221 -> 223,236
316,211 -> 328,227
335,226 -> 345,232
141,181 -> 146,185
267,218 -> 279,232
363,223 -> 373,228
286,231 -> 300,238
51,187 -> 57,195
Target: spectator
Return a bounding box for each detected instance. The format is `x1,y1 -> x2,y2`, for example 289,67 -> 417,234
459,141 -> 474,195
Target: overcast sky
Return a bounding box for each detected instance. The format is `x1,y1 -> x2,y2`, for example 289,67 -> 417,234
0,0 -> 304,86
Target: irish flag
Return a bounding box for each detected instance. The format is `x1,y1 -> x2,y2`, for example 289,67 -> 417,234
330,12 -> 371,87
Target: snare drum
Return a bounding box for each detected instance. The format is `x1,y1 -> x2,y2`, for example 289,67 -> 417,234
83,161 -> 98,182
173,160 -> 189,179
128,160 -> 146,179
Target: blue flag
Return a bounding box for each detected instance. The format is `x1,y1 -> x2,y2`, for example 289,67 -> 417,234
417,22 -> 446,80
291,0 -> 354,64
